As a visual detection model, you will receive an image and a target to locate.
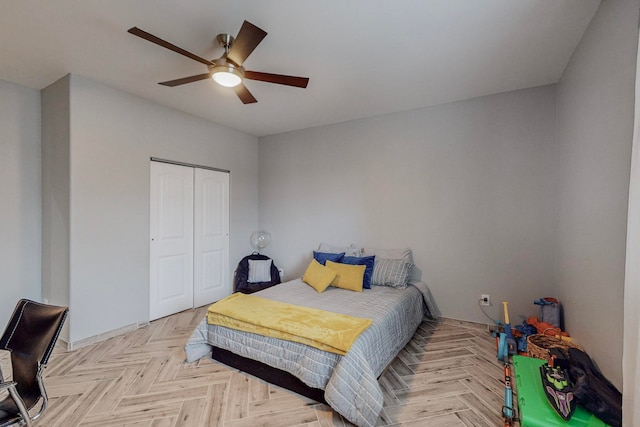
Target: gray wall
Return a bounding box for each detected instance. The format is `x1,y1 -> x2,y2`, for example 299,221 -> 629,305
0,79 -> 42,326
259,85 -> 558,324
555,0 -> 638,389
42,74 -> 259,344
41,76 -> 71,343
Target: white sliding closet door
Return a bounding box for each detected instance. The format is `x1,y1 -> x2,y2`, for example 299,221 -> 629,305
150,162 -> 194,320
194,168 -> 230,306
150,161 -> 230,321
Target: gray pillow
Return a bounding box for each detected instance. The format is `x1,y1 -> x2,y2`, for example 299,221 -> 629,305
371,258 -> 413,289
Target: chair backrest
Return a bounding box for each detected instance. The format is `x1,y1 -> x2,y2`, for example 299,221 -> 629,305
0,299 -> 68,409
234,253 -> 281,293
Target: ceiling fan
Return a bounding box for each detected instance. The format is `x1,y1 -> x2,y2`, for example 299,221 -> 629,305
127,21 -> 309,104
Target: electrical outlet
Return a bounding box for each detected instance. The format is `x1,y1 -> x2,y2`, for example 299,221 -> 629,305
480,294 -> 490,306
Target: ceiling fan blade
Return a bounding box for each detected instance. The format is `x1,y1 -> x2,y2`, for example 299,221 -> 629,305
227,21 -> 267,66
128,27 -> 213,66
158,73 -> 211,87
244,71 -> 309,88
233,83 -> 257,104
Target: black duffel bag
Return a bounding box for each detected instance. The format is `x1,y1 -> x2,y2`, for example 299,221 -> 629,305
568,347 -> 622,427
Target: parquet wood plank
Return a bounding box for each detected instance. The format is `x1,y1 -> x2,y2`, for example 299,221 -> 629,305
125,357 -> 166,396
150,417 -> 176,427
383,395 -> 468,424
45,367 -> 128,390
413,347 -> 475,363
76,336 -> 122,365
395,348 -> 420,366
223,406 -> 318,427
128,321 -> 159,349
50,346 -> 96,375
248,376 -> 270,402
66,359 -> 148,373
225,371 -> 250,420
176,397 -> 208,426
380,388 -> 401,408
117,385 -> 209,409
401,367 -> 471,387
467,340 -> 504,363
268,383 -> 301,399
463,365 -> 505,396
379,365 -> 408,391
388,356 -> 412,377
314,403 -> 347,427
154,354 -> 183,383
393,380 -> 470,404
457,392 -> 503,426
79,402 -> 183,426
176,358 -> 231,379
104,332 -> 144,359
408,356 -> 475,375
455,408 -> 494,427
45,379 -> 100,398
465,354 -> 503,380
459,376 -> 504,411
201,382 -> 228,426
90,366 -> 145,414
387,412 -> 465,426
53,379 -> 114,427
121,421 -> 153,427
248,393 -> 316,418
37,395 -> 81,425
150,371 -> 231,393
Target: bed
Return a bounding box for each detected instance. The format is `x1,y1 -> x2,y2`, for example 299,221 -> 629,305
185,277 -> 435,427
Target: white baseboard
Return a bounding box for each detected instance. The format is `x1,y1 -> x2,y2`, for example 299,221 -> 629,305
62,322 -> 140,351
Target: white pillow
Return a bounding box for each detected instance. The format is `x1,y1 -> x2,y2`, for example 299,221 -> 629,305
318,242 -> 360,257
362,247 -> 413,265
248,259 -> 273,283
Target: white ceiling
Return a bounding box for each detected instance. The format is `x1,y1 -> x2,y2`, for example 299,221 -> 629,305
1,0 -> 600,137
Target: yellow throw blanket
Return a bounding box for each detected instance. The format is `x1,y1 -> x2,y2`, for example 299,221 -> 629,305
207,293 -> 372,355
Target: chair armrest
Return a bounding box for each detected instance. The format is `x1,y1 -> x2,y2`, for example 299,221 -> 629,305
0,353 -> 6,382
0,380 -> 33,426
0,381 -> 18,390
0,380 -> 17,392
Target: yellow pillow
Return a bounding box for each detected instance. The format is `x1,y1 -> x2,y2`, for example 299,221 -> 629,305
325,261 -> 366,292
302,259 -> 337,292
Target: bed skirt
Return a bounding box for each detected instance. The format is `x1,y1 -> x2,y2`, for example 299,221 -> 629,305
211,345 -> 327,404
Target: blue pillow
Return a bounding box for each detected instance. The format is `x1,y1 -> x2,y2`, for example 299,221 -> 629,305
341,255 -> 375,289
313,251 -> 345,266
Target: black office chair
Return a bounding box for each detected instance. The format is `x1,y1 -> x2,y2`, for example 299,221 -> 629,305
233,253 -> 281,294
0,300 -> 68,427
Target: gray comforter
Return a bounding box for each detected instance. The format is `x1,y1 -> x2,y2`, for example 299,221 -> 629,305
185,279 -> 435,427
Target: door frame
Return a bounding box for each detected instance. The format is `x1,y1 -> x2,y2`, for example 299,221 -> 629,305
149,158 -> 230,321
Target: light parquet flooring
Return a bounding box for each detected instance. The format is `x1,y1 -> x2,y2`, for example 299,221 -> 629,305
0,307 -> 514,426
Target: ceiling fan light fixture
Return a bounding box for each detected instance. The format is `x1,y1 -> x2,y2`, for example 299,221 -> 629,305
211,64 -> 243,87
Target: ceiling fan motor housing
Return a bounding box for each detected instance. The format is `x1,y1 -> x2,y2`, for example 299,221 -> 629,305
209,58 -> 245,77
216,33 -> 235,51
